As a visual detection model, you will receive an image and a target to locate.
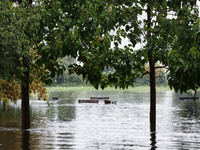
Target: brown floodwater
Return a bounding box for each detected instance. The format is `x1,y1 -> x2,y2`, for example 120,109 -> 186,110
0,90 -> 200,149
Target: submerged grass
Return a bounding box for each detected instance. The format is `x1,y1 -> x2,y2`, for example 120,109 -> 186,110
46,86 -> 172,93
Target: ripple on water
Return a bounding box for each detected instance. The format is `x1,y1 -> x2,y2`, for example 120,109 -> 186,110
1,91 -> 200,149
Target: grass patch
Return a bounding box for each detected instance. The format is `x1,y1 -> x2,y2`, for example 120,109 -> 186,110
46,86 -> 172,93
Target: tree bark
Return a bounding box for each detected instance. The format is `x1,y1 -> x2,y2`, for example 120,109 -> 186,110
149,54 -> 156,132
147,4 -> 156,132
21,64 -> 30,130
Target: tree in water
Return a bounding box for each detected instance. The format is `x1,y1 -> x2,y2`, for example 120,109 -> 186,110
68,0 -> 200,132
1,0 -> 199,132
1,0 -> 110,129
0,0 -> 63,129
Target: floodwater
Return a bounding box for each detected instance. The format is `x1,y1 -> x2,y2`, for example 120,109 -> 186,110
0,90 -> 200,150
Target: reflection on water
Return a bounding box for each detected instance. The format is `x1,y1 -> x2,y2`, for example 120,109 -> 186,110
150,132 -> 156,150
22,131 -> 30,150
1,90 -> 200,149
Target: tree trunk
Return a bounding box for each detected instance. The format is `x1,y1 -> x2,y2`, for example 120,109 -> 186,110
18,0 -> 32,130
193,90 -> 197,100
147,4 -> 156,132
149,56 -> 156,132
21,64 -> 30,130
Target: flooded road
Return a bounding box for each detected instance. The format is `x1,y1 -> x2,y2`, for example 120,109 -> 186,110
0,90 -> 200,149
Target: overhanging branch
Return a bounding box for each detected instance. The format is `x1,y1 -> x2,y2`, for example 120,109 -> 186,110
154,66 -> 168,69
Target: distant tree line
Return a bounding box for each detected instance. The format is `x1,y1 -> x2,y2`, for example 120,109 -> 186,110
52,57 -> 168,87
51,56 -> 86,86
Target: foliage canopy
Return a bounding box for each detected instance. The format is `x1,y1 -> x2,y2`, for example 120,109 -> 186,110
68,0 -> 200,93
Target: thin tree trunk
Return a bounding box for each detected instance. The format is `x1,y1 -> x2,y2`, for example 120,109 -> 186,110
147,4 -> 156,132
149,56 -> 156,132
21,64 -> 30,130
193,90 -> 197,100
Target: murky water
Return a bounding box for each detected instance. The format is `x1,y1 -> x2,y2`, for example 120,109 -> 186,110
1,90 -> 200,150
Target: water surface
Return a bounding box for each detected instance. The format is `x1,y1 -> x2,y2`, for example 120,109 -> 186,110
0,90 -> 200,149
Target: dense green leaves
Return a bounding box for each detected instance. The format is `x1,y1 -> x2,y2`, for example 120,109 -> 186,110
1,0 -> 199,93
0,1 -> 34,81
67,0 -> 199,93
167,8 -> 200,93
